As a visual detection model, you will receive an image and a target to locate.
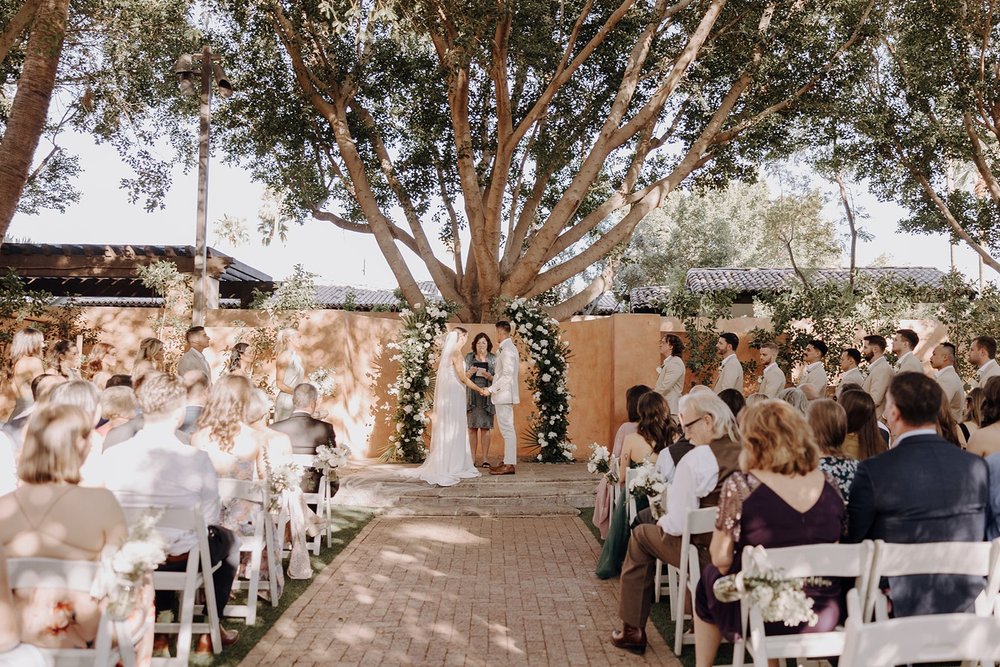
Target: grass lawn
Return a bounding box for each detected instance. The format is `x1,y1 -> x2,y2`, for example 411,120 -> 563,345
188,506 -> 374,667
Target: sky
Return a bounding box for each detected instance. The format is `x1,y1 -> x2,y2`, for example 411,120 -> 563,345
8,129 -> 989,290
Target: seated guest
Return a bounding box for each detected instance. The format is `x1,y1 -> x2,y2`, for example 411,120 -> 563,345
269,383 -> 338,493
967,377 -> 1000,457
0,545 -> 45,665
191,375 -> 261,478
0,406 -> 152,663
96,386 -> 137,438
611,391 -> 741,654
777,387 -> 808,415
847,372 -> 990,616
0,431 -> 16,496
937,392 -> 966,449
178,370 -> 209,438
3,373 -> 66,451
694,401 -> 846,665
92,373 -> 239,652
596,392 -> 674,579
717,389 -> 745,424
962,387 -> 985,441
838,388 -> 888,460
47,381 -> 102,482
989,453 -> 1000,540
807,399 -> 857,500
105,374 -> 132,388
593,384 -> 649,540
44,339 -> 81,381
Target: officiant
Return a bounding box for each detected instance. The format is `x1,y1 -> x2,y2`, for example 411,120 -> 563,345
465,333 -> 497,468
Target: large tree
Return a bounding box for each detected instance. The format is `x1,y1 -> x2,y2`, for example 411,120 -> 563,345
210,0 -> 875,321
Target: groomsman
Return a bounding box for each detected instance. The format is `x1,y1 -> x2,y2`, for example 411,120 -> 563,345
757,342 -> 785,398
838,348 -> 865,392
798,339 -> 828,399
968,336 -> 1000,388
892,328 -> 924,374
713,333 -> 744,394
862,335 -> 894,419
931,342 -> 965,423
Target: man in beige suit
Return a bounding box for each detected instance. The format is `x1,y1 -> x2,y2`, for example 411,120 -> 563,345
892,328 -> 924,374
654,334 -> 686,413
487,321 -> 520,475
713,332 -> 743,395
837,348 -> 865,395
931,342 -> 965,423
798,339 -> 828,399
968,336 -> 1000,388
757,342 -> 785,398
862,335 -> 894,419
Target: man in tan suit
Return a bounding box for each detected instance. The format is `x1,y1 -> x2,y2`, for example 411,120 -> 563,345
654,334 -> 686,413
838,348 -> 865,394
798,339 -> 828,399
713,332 -> 743,395
757,342 -> 785,398
968,336 -> 1000,389
862,335 -> 894,420
931,343 -> 965,423
892,328 -> 924,374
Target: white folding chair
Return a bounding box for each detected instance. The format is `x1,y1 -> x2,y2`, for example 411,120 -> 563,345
651,488 -> 673,607
864,539 -> 1000,622
121,506 -> 221,666
6,557 -> 133,667
624,468 -> 638,524
608,456 -> 620,529
291,454 -> 328,555
840,588 -> 1000,667
732,541 -> 875,667
672,506 -> 719,656
217,479 -> 280,624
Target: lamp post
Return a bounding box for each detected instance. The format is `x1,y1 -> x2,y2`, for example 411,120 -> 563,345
175,46 -> 232,326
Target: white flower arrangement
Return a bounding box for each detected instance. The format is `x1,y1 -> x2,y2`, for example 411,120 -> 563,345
586,443 -> 610,474
713,546 -> 829,627
316,443 -> 350,474
627,461 -> 667,499
110,511 -> 167,582
267,462 -> 303,513
308,367 -> 338,398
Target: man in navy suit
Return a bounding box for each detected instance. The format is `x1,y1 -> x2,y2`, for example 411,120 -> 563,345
847,371 -> 990,617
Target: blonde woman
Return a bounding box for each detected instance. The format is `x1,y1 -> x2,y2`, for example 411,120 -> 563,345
273,329 -> 304,422
8,327 -> 44,419
132,337 -> 164,381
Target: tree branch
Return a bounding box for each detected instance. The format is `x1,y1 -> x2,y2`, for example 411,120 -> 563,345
0,0 -> 41,65
546,263 -> 616,321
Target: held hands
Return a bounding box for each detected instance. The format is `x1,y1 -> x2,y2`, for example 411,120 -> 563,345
479,387 -> 491,397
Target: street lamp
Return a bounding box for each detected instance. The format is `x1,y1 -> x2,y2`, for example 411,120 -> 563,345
174,45 -> 233,326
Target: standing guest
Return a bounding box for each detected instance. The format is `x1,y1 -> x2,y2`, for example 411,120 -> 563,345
93,373 -> 240,652
847,372 -> 989,617
776,387 -> 809,415
693,401 -> 846,666
273,328 -> 305,422
270,383 -> 338,493
655,334 -> 686,413
837,348 -> 865,394
227,342 -> 251,377
892,328 -> 924,374
969,335 -> 1000,388
808,399 -> 857,500
85,342 -> 117,389
966,377 -> 1000,457
931,342 -> 965,423
713,333 -> 743,395
464,332 -> 496,467
861,334 -> 894,419
178,370 -> 209,438
757,342 -> 785,398
961,387 -> 986,442
7,327 -> 44,420
0,406 -> 152,664
177,326 -> 213,385
44,339 -> 81,381
797,339 -> 828,399
3,374 -> 66,451
96,386 -> 137,438
838,388 -> 888,461
594,385 -> 650,540
131,337 -> 164,382
611,392 -> 741,655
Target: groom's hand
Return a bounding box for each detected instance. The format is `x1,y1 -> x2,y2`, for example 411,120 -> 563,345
480,388 -> 490,397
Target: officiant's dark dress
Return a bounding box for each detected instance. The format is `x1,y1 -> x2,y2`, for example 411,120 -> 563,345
465,351 -> 496,429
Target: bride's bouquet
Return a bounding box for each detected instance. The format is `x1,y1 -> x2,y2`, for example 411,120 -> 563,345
586,443 -> 611,475
712,546 -> 829,627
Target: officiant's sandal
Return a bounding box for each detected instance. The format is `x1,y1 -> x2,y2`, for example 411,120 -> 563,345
610,624 -> 647,655
489,464 -> 515,475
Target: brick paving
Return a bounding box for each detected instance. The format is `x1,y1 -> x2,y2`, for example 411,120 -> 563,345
240,516 -> 681,666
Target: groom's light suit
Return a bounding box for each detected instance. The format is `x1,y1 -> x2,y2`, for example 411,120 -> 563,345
488,338 -> 520,466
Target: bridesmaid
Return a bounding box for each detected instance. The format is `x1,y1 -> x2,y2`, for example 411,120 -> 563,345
8,327 -> 44,419
131,337 -> 164,382
273,329 -> 304,422
464,333 -> 496,467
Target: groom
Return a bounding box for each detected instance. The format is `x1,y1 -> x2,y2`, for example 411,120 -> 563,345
483,320 -> 520,475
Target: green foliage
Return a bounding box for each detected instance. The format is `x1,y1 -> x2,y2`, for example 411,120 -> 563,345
136,261 -> 193,368
0,270 -> 92,368
660,289 -> 740,387
933,271 -> 1000,383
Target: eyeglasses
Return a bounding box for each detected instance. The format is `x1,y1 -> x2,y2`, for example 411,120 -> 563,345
681,415 -> 705,430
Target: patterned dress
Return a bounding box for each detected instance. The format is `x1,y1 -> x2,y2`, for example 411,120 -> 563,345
464,352 -> 496,429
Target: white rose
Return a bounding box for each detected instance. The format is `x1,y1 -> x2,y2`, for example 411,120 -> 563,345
541,373 -> 551,382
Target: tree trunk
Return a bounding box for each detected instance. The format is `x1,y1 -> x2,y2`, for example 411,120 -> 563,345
834,171 -> 858,290
0,0 -> 70,240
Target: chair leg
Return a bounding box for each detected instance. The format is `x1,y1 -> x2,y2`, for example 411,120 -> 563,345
667,565 -> 679,622
654,559 -> 663,603
673,564 -> 688,656
246,543 -> 263,625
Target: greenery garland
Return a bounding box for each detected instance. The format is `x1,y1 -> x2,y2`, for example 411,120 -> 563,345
384,302 -> 454,463
503,298 -> 575,462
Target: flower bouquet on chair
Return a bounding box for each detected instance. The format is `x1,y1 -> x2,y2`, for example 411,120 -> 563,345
712,545 -> 829,627
316,443 -> 351,478
99,510 -> 167,621
586,443 -> 611,475
627,461 -> 666,517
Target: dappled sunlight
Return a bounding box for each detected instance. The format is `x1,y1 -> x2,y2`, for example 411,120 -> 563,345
395,521 -> 490,545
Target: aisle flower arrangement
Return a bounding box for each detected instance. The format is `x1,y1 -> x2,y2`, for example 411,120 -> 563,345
316,443 -> 350,475
503,298 -> 574,462
586,444 -> 611,474
101,511 -> 166,620
627,461 -> 666,507
308,367 -> 338,398
385,301 -> 455,463
267,462 -> 302,513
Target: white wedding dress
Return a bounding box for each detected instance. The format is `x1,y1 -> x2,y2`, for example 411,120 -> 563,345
404,331 -> 481,487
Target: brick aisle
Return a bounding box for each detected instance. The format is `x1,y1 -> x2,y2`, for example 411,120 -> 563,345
240,516 -> 681,666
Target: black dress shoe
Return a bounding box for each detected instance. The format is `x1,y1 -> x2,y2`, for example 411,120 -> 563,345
611,624 -> 647,655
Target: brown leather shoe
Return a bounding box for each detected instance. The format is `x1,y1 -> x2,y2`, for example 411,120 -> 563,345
489,464 -> 515,475
611,624 -> 647,655
195,627 -> 239,654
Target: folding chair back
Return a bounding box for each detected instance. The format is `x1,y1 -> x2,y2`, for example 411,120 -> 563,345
623,467 -> 638,524
291,454 -> 328,554
216,479 -> 278,623
120,505 -> 221,666
672,506 -> 718,656
865,539 -> 999,621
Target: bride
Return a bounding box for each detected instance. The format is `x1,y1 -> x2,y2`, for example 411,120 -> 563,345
407,327 -> 483,486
